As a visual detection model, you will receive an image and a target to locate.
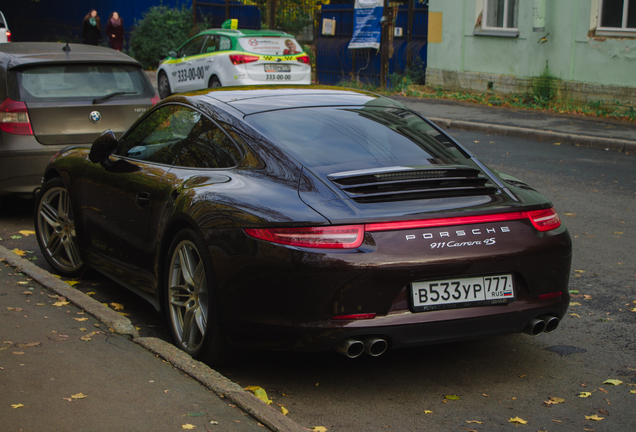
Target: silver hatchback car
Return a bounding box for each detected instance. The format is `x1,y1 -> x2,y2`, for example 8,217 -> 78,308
0,42 -> 158,198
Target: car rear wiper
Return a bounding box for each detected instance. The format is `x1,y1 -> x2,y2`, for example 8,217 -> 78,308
93,91 -> 136,104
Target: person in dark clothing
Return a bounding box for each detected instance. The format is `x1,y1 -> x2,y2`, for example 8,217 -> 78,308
106,12 -> 124,51
82,10 -> 102,46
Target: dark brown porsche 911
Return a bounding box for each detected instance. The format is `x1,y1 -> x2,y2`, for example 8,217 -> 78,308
34,87 -> 571,365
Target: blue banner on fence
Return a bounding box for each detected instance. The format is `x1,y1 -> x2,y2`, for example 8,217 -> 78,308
348,0 -> 383,50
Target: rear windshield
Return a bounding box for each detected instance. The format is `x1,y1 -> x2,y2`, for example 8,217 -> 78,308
245,107 -> 471,168
238,37 -> 303,56
9,63 -> 155,102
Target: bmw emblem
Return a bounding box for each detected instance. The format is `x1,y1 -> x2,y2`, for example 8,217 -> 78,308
89,111 -> 102,124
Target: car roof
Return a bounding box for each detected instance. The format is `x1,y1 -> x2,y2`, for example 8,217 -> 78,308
198,86 -> 405,115
197,28 -> 295,38
0,42 -> 141,69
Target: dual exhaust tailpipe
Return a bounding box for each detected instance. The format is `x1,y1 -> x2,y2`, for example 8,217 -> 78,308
335,337 -> 388,358
524,315 -> 560,336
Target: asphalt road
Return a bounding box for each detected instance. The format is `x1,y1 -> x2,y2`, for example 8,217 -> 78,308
1,130 -> 635,431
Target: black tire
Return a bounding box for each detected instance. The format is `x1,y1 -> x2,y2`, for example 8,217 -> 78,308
34,178 -> 86,277
158,71 -> 172,99
209,76 -> 221,88
164,228 -> 233,365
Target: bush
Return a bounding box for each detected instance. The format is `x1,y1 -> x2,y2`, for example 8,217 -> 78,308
129,4 -> 197,70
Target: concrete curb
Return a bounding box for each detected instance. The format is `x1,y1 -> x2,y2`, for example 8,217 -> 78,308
136,337 -> 307,432
429,117 -> 636,153
0,244 -> 138,338
0,244 -> 307,432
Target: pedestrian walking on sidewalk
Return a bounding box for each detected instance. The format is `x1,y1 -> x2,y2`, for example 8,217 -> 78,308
82,9 -> 102,46
106,12 -> 124,51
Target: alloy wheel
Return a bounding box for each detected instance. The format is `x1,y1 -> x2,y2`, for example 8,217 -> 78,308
167,240 -> 209,354
36,186 -> 83,274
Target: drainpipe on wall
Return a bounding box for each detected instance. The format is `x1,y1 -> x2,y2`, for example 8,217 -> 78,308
533,0 -> 546,32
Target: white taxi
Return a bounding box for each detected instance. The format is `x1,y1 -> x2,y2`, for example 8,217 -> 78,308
157,27 -> 311,98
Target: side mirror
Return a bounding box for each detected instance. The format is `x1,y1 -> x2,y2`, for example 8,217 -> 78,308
169,50 -> 177,58
89,130 -> 117,167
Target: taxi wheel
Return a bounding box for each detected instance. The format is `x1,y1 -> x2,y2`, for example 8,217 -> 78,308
158,72 -> 172,99
209,77 -> 221,88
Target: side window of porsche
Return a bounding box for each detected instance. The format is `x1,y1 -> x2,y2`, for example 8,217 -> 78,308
175,117 -> 242,169
116,105 -> 201,165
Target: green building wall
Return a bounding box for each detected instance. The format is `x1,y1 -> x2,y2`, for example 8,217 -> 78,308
426,0 -> 636,107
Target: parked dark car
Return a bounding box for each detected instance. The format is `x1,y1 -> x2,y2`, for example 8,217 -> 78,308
0,42 -> 158,199
34,87 -> 571,365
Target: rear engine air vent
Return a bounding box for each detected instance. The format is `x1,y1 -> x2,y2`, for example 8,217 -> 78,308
328,166 -> 499,203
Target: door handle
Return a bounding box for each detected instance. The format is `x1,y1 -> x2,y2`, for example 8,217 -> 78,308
135,192 -> 150,208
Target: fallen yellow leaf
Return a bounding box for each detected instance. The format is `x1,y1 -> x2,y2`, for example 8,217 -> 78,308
80,331 -> 98,341
508,417 -> 527,425
466,420 -> 483,424
66,281 -> 80,286
11,249 -> 26,256
182,425 -> 195,430
53,301 -> 69,307
11,404 -> 24,409
244,386 -> 272,405
570,302 -> 582,306
569,313 -> 581,318
74,317 -> 88,322
312,427 -> 328,432
71,393 -> 87,399
547,396 -> 565,404
603,379 -> 622,386
578,392 -> 592,398
585,414 -> 604,421
19,230 -> 35,236
281,406 -> 289,416
445,394 -> 461,400
630,390 -> 636,394
86,291 -> 97,296
110,302 -> 124,311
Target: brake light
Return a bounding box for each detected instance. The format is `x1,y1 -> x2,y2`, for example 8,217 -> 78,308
245,225 -> 364,249
151,94 -> 160,105
6,31 -> 10,42
365,208 -> 561,233
0,98 -> 33,135
526,208 -> 561,232
297,55 -> 311,65
229,54 -> 259,65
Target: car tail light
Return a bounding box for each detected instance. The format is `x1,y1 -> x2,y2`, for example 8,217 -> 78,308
366,208 -> 562,233
229,54 -> 259,65
245,225 -> 364,249
297,55 -> 311,64
526,208 -> 561,232
0,98 -> 33,135
151,94 -> 160,105
6,31 -> 11,42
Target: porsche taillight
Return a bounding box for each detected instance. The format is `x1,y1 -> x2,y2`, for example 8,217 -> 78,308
229,54 -> 259,65
526,208 -> 561,232
245,225 -> 364,249
6,31 -> 11,42
0,98 -> 33,135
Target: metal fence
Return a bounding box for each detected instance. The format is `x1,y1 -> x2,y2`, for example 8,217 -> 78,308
194,0 -> 261,30
315,2 -> 428,87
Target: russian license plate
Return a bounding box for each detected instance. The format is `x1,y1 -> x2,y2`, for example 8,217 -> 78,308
264,64 -> 291,73
411,275 -> 514,312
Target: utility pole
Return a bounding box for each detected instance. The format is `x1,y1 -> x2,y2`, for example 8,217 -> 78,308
269,0 -> 277,30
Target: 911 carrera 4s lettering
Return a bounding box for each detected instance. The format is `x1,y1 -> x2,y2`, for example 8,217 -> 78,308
430,238 -> 496,249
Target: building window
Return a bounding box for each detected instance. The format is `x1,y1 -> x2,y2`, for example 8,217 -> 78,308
483,0 -> 519,29
599,0 -> 636,30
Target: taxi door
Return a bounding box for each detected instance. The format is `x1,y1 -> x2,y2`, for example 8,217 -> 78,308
168,35 -> 208,93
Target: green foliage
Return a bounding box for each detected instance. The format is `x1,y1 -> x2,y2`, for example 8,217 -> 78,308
530,67 -> 559,107
129,4 -> 198,70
